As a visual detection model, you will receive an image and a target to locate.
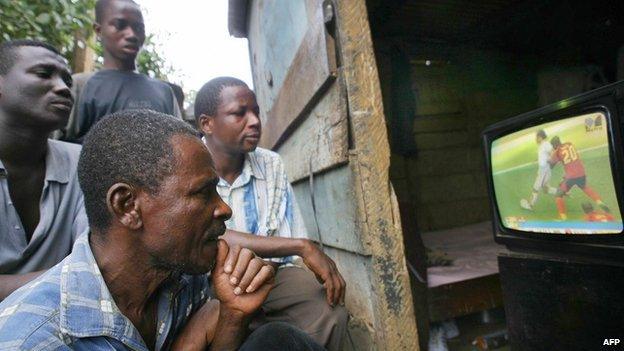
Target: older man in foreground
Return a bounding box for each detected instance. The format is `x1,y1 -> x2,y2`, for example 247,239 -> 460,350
0,110 -> 323,350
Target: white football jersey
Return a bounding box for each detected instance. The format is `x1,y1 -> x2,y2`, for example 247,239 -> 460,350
537,140 -> 553,168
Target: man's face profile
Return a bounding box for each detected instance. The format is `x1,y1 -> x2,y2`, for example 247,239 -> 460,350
206,85 -> 262,154
138,135 -> 231,274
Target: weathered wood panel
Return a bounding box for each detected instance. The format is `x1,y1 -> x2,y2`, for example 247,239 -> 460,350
247,0 -> 337,149
323,246 -> 376,351
276,81 -> 348,182
336,0 -> 420,348
292,165 -> 366,254
242,0 -> 419,349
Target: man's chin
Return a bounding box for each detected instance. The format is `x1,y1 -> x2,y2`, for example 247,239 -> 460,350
242,143 -> 258,153
42,110 -> 69,128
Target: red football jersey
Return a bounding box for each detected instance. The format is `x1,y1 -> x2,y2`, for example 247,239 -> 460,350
551,142 -> 585,179
585,212 -> 615,222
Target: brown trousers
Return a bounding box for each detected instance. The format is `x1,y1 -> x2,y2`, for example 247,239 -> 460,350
250,266 -> 349,351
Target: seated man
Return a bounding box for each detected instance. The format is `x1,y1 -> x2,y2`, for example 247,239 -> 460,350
0,110 -> 323,350
0,40 -> 87,300
59,0 -> 182,143
195,77 -> 348,350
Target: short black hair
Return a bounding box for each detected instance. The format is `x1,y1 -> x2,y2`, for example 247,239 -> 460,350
95,0 -> 139,23
582,202 -> 594,214
194,76 -> 249,121
0,39 -> 61,75
536,129 -> 547,140
78,109 -> 198,230
550,136 -> 561,148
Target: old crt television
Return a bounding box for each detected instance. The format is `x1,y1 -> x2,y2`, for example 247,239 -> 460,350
482,81 -> 624,260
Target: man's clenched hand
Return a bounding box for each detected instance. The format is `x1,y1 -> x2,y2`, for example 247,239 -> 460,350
212,240 -> 274,316
300,241 -> 346,306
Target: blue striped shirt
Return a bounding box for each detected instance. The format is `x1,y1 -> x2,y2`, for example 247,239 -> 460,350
0,233 -> 210,350
215,147 -> 308,265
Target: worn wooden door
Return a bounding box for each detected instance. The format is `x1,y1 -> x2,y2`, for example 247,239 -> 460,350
229,0 -> 419,349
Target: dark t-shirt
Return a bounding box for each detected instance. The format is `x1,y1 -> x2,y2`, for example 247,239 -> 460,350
74,70 -> 179,142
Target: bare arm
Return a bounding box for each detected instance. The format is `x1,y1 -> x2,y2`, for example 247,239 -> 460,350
209,306 -> 251,351
0,271 -> 44,300
171,300 -> 220,351
222,230 -> 346,306
221,229 -> 307,259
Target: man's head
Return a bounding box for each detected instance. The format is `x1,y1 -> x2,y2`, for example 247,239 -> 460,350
78,109 -> 231,274
0,40 -> 73,130
95,0 -> 145,65
536,129 -> 547,144
551,136 -> 562,149
195,77 -> 261,154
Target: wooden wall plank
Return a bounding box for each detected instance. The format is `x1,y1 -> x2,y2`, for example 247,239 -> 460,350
247,0 -> 337,149
276,81 -> 348,182
292,165 -> 366,254
323,246 -> 377,351
336,0 -> 420,349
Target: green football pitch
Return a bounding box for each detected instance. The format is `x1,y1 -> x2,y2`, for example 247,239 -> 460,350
491,113 -> 622,224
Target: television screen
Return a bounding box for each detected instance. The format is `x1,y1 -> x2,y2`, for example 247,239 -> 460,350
491,111 -> 623,235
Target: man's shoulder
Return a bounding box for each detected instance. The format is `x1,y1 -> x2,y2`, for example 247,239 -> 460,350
0,269 -> 64,349
250,147 -> 283,164
248,147 -> 287,181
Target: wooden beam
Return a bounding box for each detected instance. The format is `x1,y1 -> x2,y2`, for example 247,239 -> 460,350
336,0 -> 420,349
72,30 -> 95,73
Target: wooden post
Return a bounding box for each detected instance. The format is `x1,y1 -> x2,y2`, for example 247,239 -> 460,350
335,0 -> 420,349
72,30 -> 95,73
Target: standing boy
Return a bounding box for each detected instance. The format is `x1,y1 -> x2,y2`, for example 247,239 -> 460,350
59,0 -> 181,143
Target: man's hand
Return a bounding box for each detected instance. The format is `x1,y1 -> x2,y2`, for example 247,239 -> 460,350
212,240 -> 275,316
219,230 -> 346,306
300,241 -> 346,306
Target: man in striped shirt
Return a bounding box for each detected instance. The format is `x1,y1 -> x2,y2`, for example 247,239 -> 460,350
195,77 -> 348,351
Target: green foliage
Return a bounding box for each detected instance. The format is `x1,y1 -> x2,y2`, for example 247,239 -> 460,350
136,34 -> 173,80
0,0 -> 95,68
0,0 -> 173,80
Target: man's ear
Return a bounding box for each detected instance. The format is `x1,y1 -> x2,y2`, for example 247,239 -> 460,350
199,113 -> 215,136
94,22 -> 102,40
106,183 -> 143,230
